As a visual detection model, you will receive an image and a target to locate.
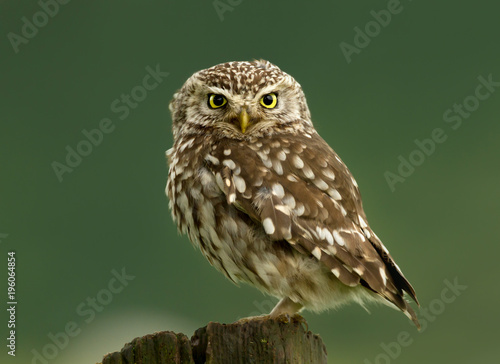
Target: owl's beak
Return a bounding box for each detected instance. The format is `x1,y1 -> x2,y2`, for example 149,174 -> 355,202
238,108 -> 250,133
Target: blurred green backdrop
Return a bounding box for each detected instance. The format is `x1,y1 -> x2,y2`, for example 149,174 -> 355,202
1,1 -> 499,363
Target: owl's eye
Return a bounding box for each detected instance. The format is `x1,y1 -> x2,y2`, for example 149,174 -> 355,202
208,94 -> 227,109
260,93 -> 278,109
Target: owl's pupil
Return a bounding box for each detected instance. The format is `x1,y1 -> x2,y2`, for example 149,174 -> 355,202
263,94 -> 274,105
213,95 -> 224,106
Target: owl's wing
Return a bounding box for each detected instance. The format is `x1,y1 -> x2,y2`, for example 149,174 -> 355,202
206,133 -> 419,327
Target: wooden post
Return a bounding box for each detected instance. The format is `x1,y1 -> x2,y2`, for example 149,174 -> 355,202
99,316 -> 328,364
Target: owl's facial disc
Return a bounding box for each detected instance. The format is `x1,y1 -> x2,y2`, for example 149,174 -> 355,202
199,81 -> 294,135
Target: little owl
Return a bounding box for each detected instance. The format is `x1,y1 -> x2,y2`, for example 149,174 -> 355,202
166,60 -> 419,328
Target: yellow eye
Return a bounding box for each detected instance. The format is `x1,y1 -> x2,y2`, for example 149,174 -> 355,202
208,94 -> 227,109
260,93 -> 278,109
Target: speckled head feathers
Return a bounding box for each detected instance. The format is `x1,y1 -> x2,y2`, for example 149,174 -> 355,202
169,60 -> 312,139
195,60 -> 287,95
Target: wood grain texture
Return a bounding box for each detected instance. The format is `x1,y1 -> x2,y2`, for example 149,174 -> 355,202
100,331 -> 194,364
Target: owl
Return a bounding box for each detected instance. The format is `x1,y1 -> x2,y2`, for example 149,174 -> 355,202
166,60 -> 419,328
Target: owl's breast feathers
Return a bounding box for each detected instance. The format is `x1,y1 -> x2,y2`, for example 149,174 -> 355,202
167,130 -> 419,327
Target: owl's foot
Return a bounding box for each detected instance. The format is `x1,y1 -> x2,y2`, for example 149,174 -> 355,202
233,297 -> 304,325
272,312 -> 307,327
233,313 -> 307,331
233,314 -> 268,325
269,297 -> 307,329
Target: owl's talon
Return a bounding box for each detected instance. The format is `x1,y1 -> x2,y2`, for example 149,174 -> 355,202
292,314 -> 308,331
275,313 -> 291,324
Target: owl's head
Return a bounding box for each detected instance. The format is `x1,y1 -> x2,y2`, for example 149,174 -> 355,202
169,60 -> 312,140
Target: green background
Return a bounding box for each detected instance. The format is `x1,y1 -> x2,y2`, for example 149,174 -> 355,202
1,1 -> 499,363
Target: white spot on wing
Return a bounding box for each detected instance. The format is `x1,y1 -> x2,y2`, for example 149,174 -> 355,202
257,151 -> 268,160
282,194 -> 296,209
353,267 -> 363,276
302,164 -> 315,179
358,215 -> 367,228
333,230 -> 346,246
382,244 -> 389,254
263,218 -> 275,234
272,183 -> 285,199
295,203 -> 305,216
273,160 -> 283,175
314,178 -> 329,191
351,177 -> 358,187
316,226 -> 325,240
353,231 -> 366,242
322,169 -> 335,180
233,175 -> 246,193
253,176 -> 263,187
275,205 -> 290,215
327,245 -> 337,255
262,158 -> 272,168
329,188 -> 342,200
281,227 -> 292,240
292,155 -> 304,169
379,268 -> 388,285
312,246 -> 322,260
223,159 -> 236,170
205,154 -> 219,165
276,150 -> 287,161
324,229 -> 334,245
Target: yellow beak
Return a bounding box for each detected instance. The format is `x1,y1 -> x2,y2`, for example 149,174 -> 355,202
238,109 -> 250,133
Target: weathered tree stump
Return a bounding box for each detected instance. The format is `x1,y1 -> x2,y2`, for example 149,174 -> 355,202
98,316 -> 328,364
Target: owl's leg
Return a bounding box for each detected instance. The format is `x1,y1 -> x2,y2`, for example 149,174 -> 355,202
269,297 -> 303,318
